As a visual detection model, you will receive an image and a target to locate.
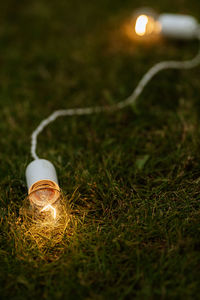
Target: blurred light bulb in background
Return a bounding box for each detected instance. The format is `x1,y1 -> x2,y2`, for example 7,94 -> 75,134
135,13 -> 161,37
131,7 -> 161,39
135,15 -> 149,36
131,7 -> 199,40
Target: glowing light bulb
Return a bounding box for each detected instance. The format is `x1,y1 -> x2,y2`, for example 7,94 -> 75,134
135,14 -> 160,36
135,15 -> 148,36
25,159 -> 61,220
29,181 -> 60,207
22,159 -> 70,254
28,180 -> 60,219
132,8 -> 199,40
132,8 -> 161,38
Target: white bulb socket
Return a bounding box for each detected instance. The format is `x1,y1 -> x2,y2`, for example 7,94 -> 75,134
158,13 -> 199,39
25,159 -> 59,194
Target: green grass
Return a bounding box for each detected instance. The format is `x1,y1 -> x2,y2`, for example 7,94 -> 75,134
1,0 -> 200,299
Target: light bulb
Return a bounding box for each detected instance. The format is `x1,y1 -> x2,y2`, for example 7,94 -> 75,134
25,159 -> 61,220
28,180 -> 60,219
131,8 -> 161,39
134,9 -> 161,37
132,8 -> 199,40
21,159 -> 70,254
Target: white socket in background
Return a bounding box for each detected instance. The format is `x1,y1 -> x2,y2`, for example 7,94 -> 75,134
26,159 -> 59,192
158,14 -> 199,39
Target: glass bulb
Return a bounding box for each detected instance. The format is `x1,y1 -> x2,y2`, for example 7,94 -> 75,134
20,177 -> 70,255
132,8 -> 161,37
28,180 -> 61,219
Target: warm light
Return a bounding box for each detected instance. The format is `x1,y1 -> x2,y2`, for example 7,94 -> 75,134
41,204 -> 57,219
134,14 -> 161,37
29,183 -> 60,207
28,180 -> 61,220
20,185 -> 71,259
135,15 -> 149,36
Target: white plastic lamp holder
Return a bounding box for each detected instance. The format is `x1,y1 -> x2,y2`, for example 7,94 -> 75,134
158,14 -> 199,39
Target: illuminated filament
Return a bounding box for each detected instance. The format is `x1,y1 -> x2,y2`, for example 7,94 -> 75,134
135,15 -> 149,36
41,204 -> 57,219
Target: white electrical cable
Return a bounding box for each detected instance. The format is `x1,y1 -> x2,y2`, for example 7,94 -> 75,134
31,36 -> 200,160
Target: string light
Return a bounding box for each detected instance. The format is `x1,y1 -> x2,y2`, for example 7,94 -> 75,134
25,10 -> 200,221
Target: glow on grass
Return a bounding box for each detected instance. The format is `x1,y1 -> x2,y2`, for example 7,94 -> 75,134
16,192 -> 73,260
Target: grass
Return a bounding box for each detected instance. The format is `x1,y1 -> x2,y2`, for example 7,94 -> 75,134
1,0 -> 200,299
